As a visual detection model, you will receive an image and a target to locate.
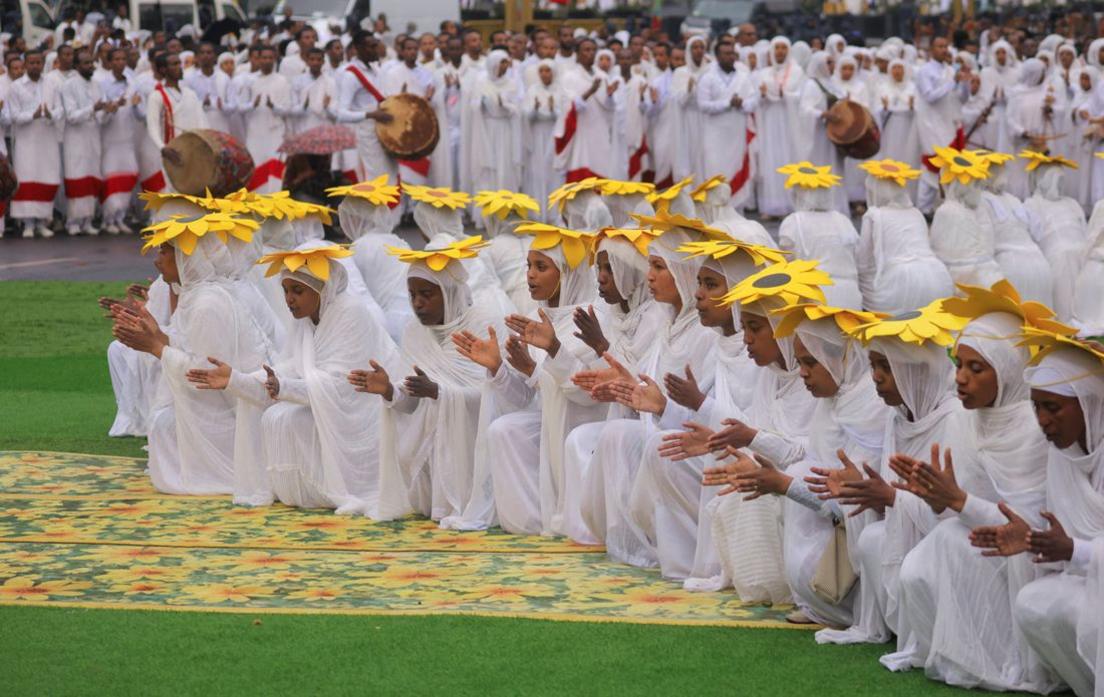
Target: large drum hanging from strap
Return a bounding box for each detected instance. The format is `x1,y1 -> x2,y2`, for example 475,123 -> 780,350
826,99 -> 881,160
162,129 -> 255,196
375,93 -> 440,160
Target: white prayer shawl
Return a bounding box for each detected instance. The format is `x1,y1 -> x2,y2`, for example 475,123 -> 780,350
554,62 -> 619,180
695,63 -> 759,209
858,176 -> 954,314
1024,166 -> 1088,321
756,37 -> 805,216
240,71 -> 292,193
642,67 -> 678,185
1007,59 -> 1066,198
147,232 -> 274,499
929,180 -> 1005,288
778,186 -> 863,309
60,74 -> 106,220
785,317 -> 888,627
831,56 -> 874,202
890,313 -> 1055,690
672,35 -> 710,181
522,60 -> 565,222
973,40 -> 1020,152
1074,200 -> 1104,334
183,68 -> 233,133
615,72 -> 649,181
107,277 -> 171,437
1023,348 -> 1104,697
289,72 -> 336,133
596,235 -> 661,371
338,196 -> 412,343
978,167 -> 1055,307
96,72 -> 140,221
914,58 -> 965,157
874,64 -> 922,197
604,192 -> 654,227
470,51 -> 524,192
376,261 -> 506,521
9,75 -> 64,219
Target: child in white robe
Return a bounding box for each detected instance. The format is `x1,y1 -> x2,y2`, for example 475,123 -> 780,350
1022,158 -> 1088,321
856,160 -> 953,314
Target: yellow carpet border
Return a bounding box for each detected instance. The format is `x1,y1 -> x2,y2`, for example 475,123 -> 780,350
0,599 -> 815,630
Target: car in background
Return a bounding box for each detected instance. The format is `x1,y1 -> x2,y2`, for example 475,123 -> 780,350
1,0 -> 56,45
679,0 -> 798,38
273,0 -> 459,36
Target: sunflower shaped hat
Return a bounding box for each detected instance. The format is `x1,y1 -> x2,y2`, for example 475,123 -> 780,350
598,179 -> 656,227
778,162 -> 842,212
405,184 -> 472,245
141,210 -> 261,285
327,175 -> 402,242
858,158 -> 921,208
256,241 -> 355,303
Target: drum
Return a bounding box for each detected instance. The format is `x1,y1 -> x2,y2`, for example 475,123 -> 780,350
162,129 -> 255,196
826,99 -> 881,160
375,93 -> 440,160
0,154 -> 17,201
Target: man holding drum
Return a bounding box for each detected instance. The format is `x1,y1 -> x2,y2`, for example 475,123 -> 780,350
335,31 -> 396,184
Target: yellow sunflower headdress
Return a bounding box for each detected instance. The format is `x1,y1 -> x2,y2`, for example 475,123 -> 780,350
857,159 -> 922,187
973,149 -> 1016,168
547,177 -> 605,211
718,259 -> 832,309
514,222 -> 595,269
404,184 -> 471,210
777,162 -> 841,189
629,211 -> 732,241
137,191 -> 220,212
1019,150 -> 1079,172
847,298 -> 969,348
473,190 -> 541,220
598,227 -> 662,257
928,147 -> 990,185
386,236 -> 489,272
645,177 -> 694,213
676,239 -> 789,268
690,175 -> 728,202
598,180 -> 656,197
773,303 -> 888,339
1019,328 -> 1104,366
256,244 -> 355,282
325,174 -> 401,207
141,212 -> 260,255
941,280 -> 1077,339
222,189 -> 335,224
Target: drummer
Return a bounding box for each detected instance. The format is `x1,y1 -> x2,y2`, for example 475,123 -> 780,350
335,30 -> 398,184
146,52 -> 208,182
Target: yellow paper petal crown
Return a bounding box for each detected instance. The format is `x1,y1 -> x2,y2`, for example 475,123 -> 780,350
645,177 -> 694,213
928,147 -> 990,185
386,236 -> 489,272
514,222 -> 595,269
940,280 -> 1077,339
1019,327 -> 1104,366
547,177 -> 605,211
857,158 -> 922,187
141,211 -> 260,255
973,149 -> 1016,167
256,244 -> 355,282
691,175 -> 728,202
404,184 -> 471,210
221,189 -> 335,224
629,211 -> 732,241
1019,149 -> 1079,172
138,190 -> 222,212
777,162 -> 841,189
598,227 -> 662,257
677,239 -> 789,268
473,190 -> 540,220
848,298 -> 969,348
325,174 -> 401,207
598,180 -> 656,197
718,259 -> 832,308
773,303 -> 888,339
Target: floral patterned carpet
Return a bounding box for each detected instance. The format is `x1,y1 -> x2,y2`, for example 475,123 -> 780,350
0,451 -> 804,628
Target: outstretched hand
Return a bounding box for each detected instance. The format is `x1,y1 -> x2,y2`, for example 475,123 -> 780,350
573,305 -> 608,357
970,501 -> 1031,558
347,359 -> 394,400
186,357 -> 232,390
452,326 -> 502,374
702,448 -> 759,496
805,449 -> 863,500
658,422 -> 714,461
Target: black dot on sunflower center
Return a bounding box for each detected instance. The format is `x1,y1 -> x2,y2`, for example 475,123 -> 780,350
799,167 -> 818,175
753,272 -> 792,288
891,310 -> 923,321
952,156 -> 972,167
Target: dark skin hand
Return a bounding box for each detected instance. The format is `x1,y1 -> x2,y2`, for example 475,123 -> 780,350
664,364 -> 705,410
1027,511 -> 1075,563
805,449 -> 864,500
888,444 -> 964,515
573,305 -> 608,357
705,417 -> 758,454
504,334 -> 536,377
970,501 -> 1031,557
730,454 -> 792,501
403,365 -> 439,400
830,451 -> 895,517
347,359 -> 395,401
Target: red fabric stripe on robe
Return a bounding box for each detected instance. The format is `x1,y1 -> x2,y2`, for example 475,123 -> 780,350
13,182 -> 60,202
729,128 -> 756,196
64,176 -> 102,199
248,159 -> 286,190
141,171 -> 166,193
398,158 -> 431,177
554,102 -> 577,155
101,173 -> 140,201
628,136 -> 649,180
565,167 -> 602,183
921,127 -> 966,174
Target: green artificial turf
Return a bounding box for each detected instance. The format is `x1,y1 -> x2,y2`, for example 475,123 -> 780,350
0,281 -> 964,696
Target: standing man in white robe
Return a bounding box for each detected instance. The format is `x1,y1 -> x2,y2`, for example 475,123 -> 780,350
184,42 -> 232,134
696,42 -> 759,212
554,38 -> 619,182
672,35 -> 710,182
60,48 -> 106,235
97,47 -> 140,234
641,43 -> 676,188
289,48 -> 336,134
757,37 -> 805,218
9,51 -> 63,238
336,31 -> 397,184
239,46 -> 292,193
145,53 -> 207,178
915,37 -> 970,214
383,36 -> 438,188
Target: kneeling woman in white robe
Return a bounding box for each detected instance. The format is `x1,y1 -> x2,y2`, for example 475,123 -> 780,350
884,307 -> 1057,691
710,304 -> 888,627
816,310 -> 976,646
106,276 -> 173,437
1023,159 -> 1088,321
188,242 -> 406,515
929,174 -> 1004,289
856,160 -> 953,314
352,240 -> 506,522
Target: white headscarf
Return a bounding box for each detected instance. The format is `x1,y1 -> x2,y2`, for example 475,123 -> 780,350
597,235 -> 656,369
864,175 -> 911,208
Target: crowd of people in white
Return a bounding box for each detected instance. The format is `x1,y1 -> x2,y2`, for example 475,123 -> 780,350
10,14 -> 1102,697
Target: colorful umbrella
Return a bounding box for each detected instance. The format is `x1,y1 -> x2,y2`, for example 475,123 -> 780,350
278,125 -> 357,156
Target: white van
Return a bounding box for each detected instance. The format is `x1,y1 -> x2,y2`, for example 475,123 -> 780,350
2,0 -> 57,46
273,0 -> 459,36
128,0 -> 247,33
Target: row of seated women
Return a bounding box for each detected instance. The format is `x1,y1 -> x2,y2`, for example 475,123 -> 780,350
105,162 -> 1101,695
